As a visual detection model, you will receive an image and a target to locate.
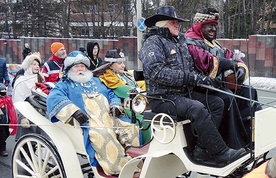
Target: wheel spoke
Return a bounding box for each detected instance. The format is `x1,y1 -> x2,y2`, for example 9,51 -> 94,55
27,141 -> 39,172
15,159 -> 34,175
12,134 -> 65,178
19,146 -> 35,171
44,165 -> 59,177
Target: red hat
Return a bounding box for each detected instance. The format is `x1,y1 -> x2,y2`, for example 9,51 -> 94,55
51,42 -> 64,54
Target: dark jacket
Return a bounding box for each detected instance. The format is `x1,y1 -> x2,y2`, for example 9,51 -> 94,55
86,42 -> 103,70
139,28 -> 195,96
0,58 -> 10,84
22,47 -> 31,60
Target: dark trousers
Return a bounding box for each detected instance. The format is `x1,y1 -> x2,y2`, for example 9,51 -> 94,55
0,126 -> 9,151
149,91 -> 227,155
212,87 -> 250,149
236,86 -> 262,118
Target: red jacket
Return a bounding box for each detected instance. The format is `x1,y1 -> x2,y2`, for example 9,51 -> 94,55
41,55 -> 64,82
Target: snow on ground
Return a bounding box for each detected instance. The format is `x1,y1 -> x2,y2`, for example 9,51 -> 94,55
245,77 -> 276,90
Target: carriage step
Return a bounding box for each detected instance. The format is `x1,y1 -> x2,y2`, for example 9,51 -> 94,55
126,143 -> 150,157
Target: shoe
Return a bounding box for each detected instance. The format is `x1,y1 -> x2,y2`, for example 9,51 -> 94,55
214,148 -> 246,163
193,145 -> 213,161
0,151 -> 8,157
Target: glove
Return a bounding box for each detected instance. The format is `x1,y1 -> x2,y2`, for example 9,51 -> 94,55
72,110 -> 89,124
235,67 -> 246,84
197,75 -> 221,88
233,49 -> 245,61
110,105 -> 123,117
219,57 -> 237,70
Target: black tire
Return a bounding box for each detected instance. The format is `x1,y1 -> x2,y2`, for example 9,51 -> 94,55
12,134 -> 67,178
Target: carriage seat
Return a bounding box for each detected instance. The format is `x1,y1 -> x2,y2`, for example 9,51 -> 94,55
26,88 -> 47,117
143,110 -> 197,152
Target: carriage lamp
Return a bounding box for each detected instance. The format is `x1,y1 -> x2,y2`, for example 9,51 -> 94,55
124,94 -> 147,114
21,118 -> 31,128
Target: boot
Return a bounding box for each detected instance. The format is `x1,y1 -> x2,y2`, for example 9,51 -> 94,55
0,150 -> 8,157
193,145 -> 214,162
213,148 -> 246,163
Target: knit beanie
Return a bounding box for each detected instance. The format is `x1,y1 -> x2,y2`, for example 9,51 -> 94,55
193,7 -> 219,25
51,42 -> 64,54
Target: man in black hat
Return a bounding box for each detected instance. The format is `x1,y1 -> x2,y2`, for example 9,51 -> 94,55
185,7 -> 262,148
140,5 -> 245,164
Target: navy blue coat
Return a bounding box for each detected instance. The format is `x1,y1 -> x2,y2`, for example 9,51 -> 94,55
0,58 -> 10,84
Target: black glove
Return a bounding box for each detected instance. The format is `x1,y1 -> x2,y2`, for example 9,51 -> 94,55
72,110 -> 89,124
235,67 -> 246,84
198,76 -> 221,88
219,57 -> 237,70
110,105 -> 123,117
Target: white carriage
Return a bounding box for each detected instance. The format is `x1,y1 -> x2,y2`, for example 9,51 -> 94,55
11,87 -> 276,178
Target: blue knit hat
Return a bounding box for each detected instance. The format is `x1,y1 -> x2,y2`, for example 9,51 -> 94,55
63,51 -> 90,73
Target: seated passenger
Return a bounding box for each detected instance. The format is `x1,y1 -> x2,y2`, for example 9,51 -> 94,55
47,51 -> 139,175
93,49 -> 150,144
12,52 -> 44,102
12,53 -> 44,141
140,5 -> 245,163
185,7 -> 262,148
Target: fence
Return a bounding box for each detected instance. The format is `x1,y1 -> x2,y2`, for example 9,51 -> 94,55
0,35 -> 275,77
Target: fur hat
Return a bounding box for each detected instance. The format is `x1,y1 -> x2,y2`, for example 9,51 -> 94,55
145,6 -> 189,27
21,52 -> 41,70
51,42 -> 64,54
193,7 -> 219,24
63,51 -> 90,73
93,49 -> 125,76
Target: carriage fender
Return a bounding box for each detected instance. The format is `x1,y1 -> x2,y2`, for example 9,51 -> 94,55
14,101 -> 83,178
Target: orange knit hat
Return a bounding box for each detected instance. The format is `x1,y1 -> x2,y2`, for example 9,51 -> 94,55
51,42 -> 64,54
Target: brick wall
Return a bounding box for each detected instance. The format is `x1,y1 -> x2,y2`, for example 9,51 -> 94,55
217,35 -> 276,77
0,35 -> 275,77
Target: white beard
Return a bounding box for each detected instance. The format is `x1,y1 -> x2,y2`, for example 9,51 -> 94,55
67,70 -> 93,83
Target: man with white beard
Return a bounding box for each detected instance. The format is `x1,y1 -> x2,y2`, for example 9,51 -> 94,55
47,51 -> 140,176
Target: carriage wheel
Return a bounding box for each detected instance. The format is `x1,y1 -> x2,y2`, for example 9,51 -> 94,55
12,134 -> 66,178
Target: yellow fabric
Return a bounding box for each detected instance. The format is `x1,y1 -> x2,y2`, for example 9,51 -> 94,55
209,56 -> 219,78
137,81 -> 146,91
84,94 -> 139,175
99,69 -> 126,89
238,63 -> 249,82
56,103 -> 79,123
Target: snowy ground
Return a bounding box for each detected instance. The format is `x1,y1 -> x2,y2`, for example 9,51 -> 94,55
245,77 -> 276,90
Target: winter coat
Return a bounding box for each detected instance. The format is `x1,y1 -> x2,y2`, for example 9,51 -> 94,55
41,54 -> 64,83
0,58 -> 10,84
139,28 -> 195,96
86,42 -> 103,70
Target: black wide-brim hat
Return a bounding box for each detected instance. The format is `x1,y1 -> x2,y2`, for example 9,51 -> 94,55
145,6 -> 189,27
